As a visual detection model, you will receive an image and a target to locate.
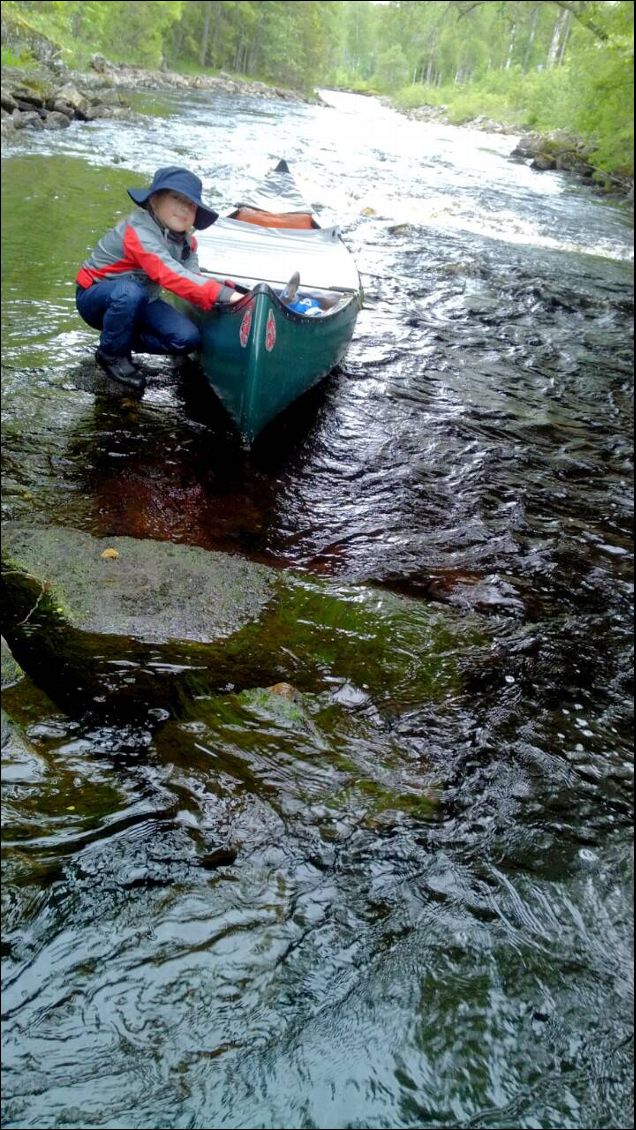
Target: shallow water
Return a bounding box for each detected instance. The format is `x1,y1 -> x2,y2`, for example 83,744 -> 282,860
1,89 -> 634,1129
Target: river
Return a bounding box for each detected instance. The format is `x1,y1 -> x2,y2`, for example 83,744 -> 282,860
1,88 -> 633,1130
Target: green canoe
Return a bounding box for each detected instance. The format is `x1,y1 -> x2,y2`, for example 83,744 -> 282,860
189,161 -> 363,446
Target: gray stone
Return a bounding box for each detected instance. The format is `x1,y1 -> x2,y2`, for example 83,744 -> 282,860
11,109 -> 44,130
1,87 -> 18,112
90,54 -> 109,74
12,85 -> 46,107
51,99 -> 75,117
52,82 -> 86,109
51,82 -> 90,118
42,110 -> 71,130
531,155 -> 557,171
2,525 -> 277,645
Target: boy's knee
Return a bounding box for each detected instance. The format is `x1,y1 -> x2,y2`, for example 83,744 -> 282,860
111,278 -> 147,307
173,323 -> 201,353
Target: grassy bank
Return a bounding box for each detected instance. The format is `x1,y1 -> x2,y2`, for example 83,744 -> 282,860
393,63 -> 633,183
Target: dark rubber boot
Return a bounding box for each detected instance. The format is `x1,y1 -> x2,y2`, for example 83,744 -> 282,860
95,349 -> 146,391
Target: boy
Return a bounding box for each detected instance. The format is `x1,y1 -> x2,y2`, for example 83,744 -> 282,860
75,166 -> 241,392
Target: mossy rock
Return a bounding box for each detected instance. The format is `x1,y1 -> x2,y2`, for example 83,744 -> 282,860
2,524 -> 488,718
1,636 -> 25,689
2,524 -> 276,643
154,681 -> 441,834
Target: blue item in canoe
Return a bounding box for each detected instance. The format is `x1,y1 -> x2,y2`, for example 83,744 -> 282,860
283,295 -> 323,316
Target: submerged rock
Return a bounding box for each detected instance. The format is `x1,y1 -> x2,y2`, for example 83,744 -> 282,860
2,524 -> 275,644
155,680 -> 441,840
1,524 -> 280,715
2,524 -> 486,718
1,707 -> 46,770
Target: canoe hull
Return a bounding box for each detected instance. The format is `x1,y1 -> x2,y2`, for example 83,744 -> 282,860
194,284 -> 361,446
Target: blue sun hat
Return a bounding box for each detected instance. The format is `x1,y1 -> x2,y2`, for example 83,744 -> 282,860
127,167 -> 219,229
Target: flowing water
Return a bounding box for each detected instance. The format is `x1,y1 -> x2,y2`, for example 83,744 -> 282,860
1,89 -> 633,1129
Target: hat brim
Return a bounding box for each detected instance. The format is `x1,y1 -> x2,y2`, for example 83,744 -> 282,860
127,186 -> 218,230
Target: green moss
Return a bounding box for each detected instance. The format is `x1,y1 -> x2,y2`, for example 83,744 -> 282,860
326,777 -> 439,825
256,576 -> 478,708
1,637 -> 25,689
153,678 -> 443,834
7,767 -> 124,830
235,686 -> 314,729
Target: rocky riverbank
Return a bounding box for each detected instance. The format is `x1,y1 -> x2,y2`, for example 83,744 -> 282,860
400,102 -> 633,200
1,53 -> 313,136
508,128 -> 633,199
1,63 -> 131,133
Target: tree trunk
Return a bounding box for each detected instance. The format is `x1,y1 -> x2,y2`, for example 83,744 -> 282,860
235,37 -> 247,74
523,5 -> 540,72
246,1 -> 265,76
505,20 -> 518,70
199,3 -> 211,69
547,7 -> 569,68
557,16 -> 572,65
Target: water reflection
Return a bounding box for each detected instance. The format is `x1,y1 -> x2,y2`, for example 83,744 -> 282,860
46,357 -> 336,557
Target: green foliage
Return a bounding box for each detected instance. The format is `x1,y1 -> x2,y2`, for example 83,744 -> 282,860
395,66 -> 581,128
562,13 -> 634,173
100,1 -> 183,69
1,45 -> 36,67
328,73 -> 379,94
388,2 -> 633,176
374,45 -> 411,92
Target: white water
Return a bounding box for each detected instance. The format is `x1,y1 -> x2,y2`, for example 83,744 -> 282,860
4,86 -> 633,264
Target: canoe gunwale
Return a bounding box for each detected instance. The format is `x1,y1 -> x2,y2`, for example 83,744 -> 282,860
211,281 -> 362,324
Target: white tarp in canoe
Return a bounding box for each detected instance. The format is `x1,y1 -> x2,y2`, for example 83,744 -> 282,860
196,217 -> 361,294
235,161 -> 311,215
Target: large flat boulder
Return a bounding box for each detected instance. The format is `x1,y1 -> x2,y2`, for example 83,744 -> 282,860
2,524 -> 276,644
2,525 -> 485,718
2,524 -> 281,714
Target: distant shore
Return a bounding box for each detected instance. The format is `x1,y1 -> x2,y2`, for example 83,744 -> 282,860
1,54 -> 315,137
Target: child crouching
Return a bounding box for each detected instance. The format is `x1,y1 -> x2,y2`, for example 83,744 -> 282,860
75,166 -> 241,391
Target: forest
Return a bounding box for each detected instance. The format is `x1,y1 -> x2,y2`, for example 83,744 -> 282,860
1,1 -> 633,177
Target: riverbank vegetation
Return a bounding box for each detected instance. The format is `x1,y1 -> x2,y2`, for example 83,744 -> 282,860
1,0 -> 632,181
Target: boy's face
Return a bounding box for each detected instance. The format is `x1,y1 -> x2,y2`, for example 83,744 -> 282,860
150,190 -> 197,232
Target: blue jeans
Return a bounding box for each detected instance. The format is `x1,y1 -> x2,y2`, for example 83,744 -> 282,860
76,277 -> 201,357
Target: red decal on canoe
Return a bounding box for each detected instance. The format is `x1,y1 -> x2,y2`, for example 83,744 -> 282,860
239,307 -> 252,348
265,310 -> 277,352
